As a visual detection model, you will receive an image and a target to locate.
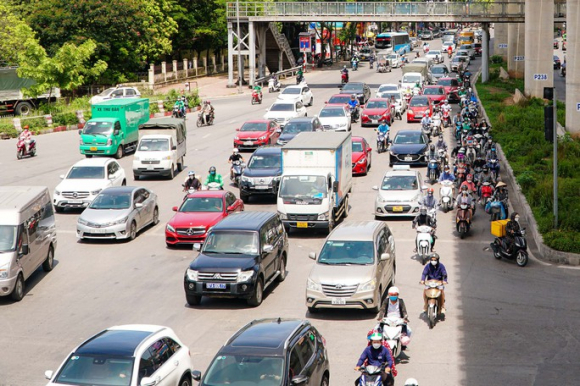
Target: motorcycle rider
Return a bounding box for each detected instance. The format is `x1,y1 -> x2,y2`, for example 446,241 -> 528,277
505,212 -> 522,253
412,207 -> 437,251
420,113 -> 432,131
435,136 -> 448,155
492,181 -> 509,211
441,99 -> 451,118
376,119 -> 390,149
183,171 -> 202,192
348,94 -> 360,120
296,68 -> 304,83
19,125 -> 32,153
377,286 -> 412,343
438,165 -> 456,182
341,65 -> 349,83
477,165 -> 496,186
351,54 -> 360,69
460,173 -> 477,195
420,188 -> 438,211
447,45 -> 453,57
201,101 -> 214,125
173,98 -> 185,118
455,185 -> 475,218
203,166 -> 224,189
228,148 -> 245,180
420,253 -> 448,313
354,332 -> 393,386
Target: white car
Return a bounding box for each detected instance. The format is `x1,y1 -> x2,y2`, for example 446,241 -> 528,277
45,325 -> 193,386
89,86 -> 141,105
277,84 -> 314,106
376,83 -> 400,98
372,165 -> 423,218
455,50 -> 471,65
53,158 -> 126,212
426,50 -> 444,64
377,89 -> 407,113
264,100 -> 307,127
386,53 -> 402,68
317,105 -> 351,131
442,41 -> 456,54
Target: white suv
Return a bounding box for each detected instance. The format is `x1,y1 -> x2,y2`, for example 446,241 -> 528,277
45,325 -> 193,386
53,158 -> 126,212
264,100 -> 307,128
89,86 -> 141,105
373,165 -> 423,218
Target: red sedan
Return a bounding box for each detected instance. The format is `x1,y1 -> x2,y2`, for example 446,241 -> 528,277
361,98 -> 393,127
352,136 -> 372,175
437,77 -> 461,102
407,96 -> 433,123
233,119 -> 280,150
165,190 -> 244,247
422,85 -> 447,105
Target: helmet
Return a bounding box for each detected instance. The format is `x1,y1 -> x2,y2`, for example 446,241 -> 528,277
444,165 -> 450,170
483,165 -> 489,172
444,99 -> 448,104
461,185 -> 468,191
388,286 -> 399,295
419,207 -> 427,216
437,136 -> 444,142
404,379 -> 419,386
209,166 -> 216,174
429,144 -> 435,151
23,125 -> 29,130
467,174 -> 473,181
343,65 -> 347,69
350,94 -> 356,100
233,148 -> 239,154
429,253 -> 440,262
206,100 -> 211,104
491,147 -> 496,151
188,171 -> 195,176
369,332 -> 382,342
380,118 -> 387,123
428,188 -> 434,195
458,147 -> 466,155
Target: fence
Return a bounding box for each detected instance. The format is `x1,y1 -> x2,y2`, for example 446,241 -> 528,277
146,56 -> 231,89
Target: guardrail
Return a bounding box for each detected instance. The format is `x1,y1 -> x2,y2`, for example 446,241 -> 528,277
254,65 -> 304,87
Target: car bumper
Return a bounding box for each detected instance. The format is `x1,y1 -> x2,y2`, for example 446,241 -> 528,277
282,220 -> 329,230
407,112 -> 424,122
80,144 -> 116,156
361,117 -> 387,126
375,200 -> 421,217
390,154 -> 428,166
77,223 -> 130,240
133,160 -> 173,176
240,182 -> 278,196
165,230 -> 207,245
234,139 -> 270,150
54,198 -> 93,209
0,275 -> 18,297
306,288 -> 380,310
352,161 -> 368,175
184,279 -> 256,299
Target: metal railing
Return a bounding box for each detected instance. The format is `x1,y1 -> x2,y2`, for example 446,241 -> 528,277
254,65 -> 303,87
268,22 -> 296,68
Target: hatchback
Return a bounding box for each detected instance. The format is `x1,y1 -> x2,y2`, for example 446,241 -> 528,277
234,120 -> 280,150
361,98 -> 393,126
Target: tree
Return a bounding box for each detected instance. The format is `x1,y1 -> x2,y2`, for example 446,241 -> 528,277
0,3 -> 33,65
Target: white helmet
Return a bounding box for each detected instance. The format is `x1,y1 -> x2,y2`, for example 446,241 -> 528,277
388,286 -> 399,295
233,148 -> 239,154
404,379 -> 419,386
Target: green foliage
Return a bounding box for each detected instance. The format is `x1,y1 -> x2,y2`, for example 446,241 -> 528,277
0,123 -> 18,138
490,55 -> 503,64
53,112 -> 78,126
149,103 -> 160,115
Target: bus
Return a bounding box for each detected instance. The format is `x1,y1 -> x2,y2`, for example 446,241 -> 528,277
374,32 -> 412,54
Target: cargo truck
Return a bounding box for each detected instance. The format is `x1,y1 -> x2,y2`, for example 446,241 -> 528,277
0,67 -> 60,116
277,131 -> 352,233
401,63 -> 430,89
79,98 -> 149,159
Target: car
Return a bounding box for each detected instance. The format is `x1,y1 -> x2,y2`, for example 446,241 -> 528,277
430,64 -> 450,82
386,53 -> 402,68
277,116 -> 323,145
306,221 -> 396,312
388,131 -> 429,167
317,105 -> 351,131
339,82 -> 372,105
352,136 -> 372,175
264,100 -> 307,128
422,85 -> 447,105
376,89 -> 407,114
44,325 -> 193,386
361,98 -> 394,126
410,37 -> 419,47
420,30 -> 433,40
450,56 -> 467,72
376,83 -> 400,98
474,43 -> 482,56
554,39 -> 559,49
437,77 -> 461,102
358,47 -> 373,61
373,165 -> 423,218
326,93 -> 353,106
459,44 -> 476,59
240,146 -> 283,202
277,84 -> 314,106
412,57 -> 434,70
53,158 -> 127,212
455,50 -> 471,65
553,55 -> 562,69
77,186 -> 158,241
233,119 -> 281,150
184,211 -> 289,307
442,41 -> 456,53
455,55 -> 470,70
426,50 -> 444,64
192,318 -> 330,386
165,190 -> 244,247
89,86 -> 141,105
407,95 -> 433,123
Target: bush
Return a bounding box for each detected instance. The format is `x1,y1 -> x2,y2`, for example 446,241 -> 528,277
490,55 -> 503,64
0,123 -> 18,138
149,102 -> 160,115
53,112 -> 79,126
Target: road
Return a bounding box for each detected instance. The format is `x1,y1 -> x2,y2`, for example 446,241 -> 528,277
1,38 -> 579,386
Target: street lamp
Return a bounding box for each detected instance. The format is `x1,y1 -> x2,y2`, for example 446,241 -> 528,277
236,0 -> 243,94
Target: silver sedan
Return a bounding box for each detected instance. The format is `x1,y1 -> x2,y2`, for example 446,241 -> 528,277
77,186 -> 159,241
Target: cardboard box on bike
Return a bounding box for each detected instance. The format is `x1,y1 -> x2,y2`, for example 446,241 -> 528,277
491,219 -> 509,238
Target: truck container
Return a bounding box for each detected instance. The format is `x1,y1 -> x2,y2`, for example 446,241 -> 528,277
0,67 -> 60,116
277,131 -> 352,233
132,117 -> 187,180
79,98 -> 149,159
401,63 -> 429,89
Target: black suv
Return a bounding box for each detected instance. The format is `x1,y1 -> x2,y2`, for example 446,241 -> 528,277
277,117 -> 323,146
193,318 -> 330,386
184,211 -> 289,307
240,146 -> 282,203
339,82 -> 371,105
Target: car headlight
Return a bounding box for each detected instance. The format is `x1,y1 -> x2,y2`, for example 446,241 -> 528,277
362,114 -> 368,118
307,278 -> 322,292
389,150 -> 395,156
110,216 -> 128,226
338,122 -> 347,127
54,190 -> 61,196
91,189 -> 102,196
164,155 -> 171,160
241,176 -> 251,183
408,110 -> 414,115
186,269 -> 199,281
237,270 -> 254,283
234,136 -> 239,141
258,135 -> 267,141
317,213 -> 329,221
78,218 -> 88,226
357,157 -> 367,164
277,211 -> 287,220
106,138 -> 112,146
166,223 -> 175,232
358,279 -> 376,292
377,195 -> 389,203
0,262 -> 10,279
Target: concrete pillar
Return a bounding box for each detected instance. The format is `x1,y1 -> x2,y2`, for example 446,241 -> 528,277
148,63 -> 154,88
202,57 -> 207,75
222,56 -> 226,72
249,21 -> 256,86
183,59 -> 188,78
279,51 -> 283,72
507,23 -> 525,78
494,23 -> 508,61
211,56 -> 216,74
161,61 -> 167,82
193,58 -> 198,77
566,0 -> 580,134
227,22 -> 235,87
482,24 -> 490,83
524,0 -> 554,98
172,60 -> 177,79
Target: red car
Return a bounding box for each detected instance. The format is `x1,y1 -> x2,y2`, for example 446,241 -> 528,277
422,85 -> 447,105
351,136 -> 372,175
326,94 -> 355,106
437,77 -> 461,102
407,96 -> 433,123
165,190 -> 244,247
234,119 -> 280,150
361,98 -> 393,127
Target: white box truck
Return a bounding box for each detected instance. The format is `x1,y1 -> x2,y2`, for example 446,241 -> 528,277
132,117 -> 187,180
277,131 -> 352,233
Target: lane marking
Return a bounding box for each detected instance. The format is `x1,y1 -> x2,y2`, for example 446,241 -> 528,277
202,133 -> 211,139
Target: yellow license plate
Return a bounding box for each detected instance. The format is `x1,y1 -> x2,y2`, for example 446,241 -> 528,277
90,147 -> 97,151
297,222 -> 308,228
392,206 -> 403,212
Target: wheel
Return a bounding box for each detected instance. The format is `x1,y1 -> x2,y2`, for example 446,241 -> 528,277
168,164 -> 175,179
326,218 -> 334,234
196,118 -> 202,127
55,206 -> 64,213
186,294 -> 201,306
343,196 -> 350,218
276,257 -> 287,282
11,274 -> 24,301
177,159 -> 183,172
494,249 -> 502,259
152,207 -> 159,225
516,251 -> 529,267
17,150 -> 23,160
31,148 -> 36,157
115,145 -> 124,159
460,231 -> 465,240
247,278 -> 264,307
15,101 -> 33,116
251,99 -> 256,105
128,221 -> 137,241
309,97 -> 314,107
179,374 -> 192,386
42,246 -> 54,272
121,179 -> 126,186
427,306 -> 436,328
320,375 -> 329,386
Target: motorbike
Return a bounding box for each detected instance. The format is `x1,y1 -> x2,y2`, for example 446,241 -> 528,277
202,182 -> 223,191
490,229 -> 529,267
437,148 -> 447,169
230,160 -> 245,187
421,122 -> 432,139
376,131 -> 388,154
561,66 -> 566,77
196,111 -> 215,127
456,203 -> 472,239
351,59 -> 359,71
488,158 -> 500,181
357,365 -> 386,386
465,146 -> 476,166
16,138 -> 36,159
442,110 -> 451,128
480,182 -> 493,208
448,51 -> 452,59
251,90 -> 262,105
416,225 -> 434,264
439,180 -> 455,213
268,78 -> 280,92
181,184 -> 198,201
172,105 -> 185,119
424,280 -> 444,329
427,158 -> 440,184
394,103 -> 403,120
296,74 -> 305,84
486,197 -> 507,221
431,116 -> 442,137
403,92 -> 412,106
350,106 -> 360,123
341,72 -> 349,85
369,58 -> 374,69
379,317 -> 406,358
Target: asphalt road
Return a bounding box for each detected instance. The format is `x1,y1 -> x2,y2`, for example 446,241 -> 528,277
1,39 -> 579,386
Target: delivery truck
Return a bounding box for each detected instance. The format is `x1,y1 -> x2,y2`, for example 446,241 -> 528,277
79,98 -> 149,159
0,67 -> 60,116
401,63 -> 430,89
277,131 -> 352,233
132,117 -> 187,180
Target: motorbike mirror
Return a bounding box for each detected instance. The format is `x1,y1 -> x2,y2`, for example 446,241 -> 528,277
191,371 -> 202,382
45,371 -> 54,380
308,252 -> 316,260
172,206 -> 178,211
372,185 -> 379,190
172,145 -> 176,150
380,253 -> 391,261
78,129 -> 82,135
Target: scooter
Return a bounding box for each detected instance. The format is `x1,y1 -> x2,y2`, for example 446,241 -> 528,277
230,160 -> 245,187
490,229 -> 529,267
439,180 -> 455,213
394,103 -> 403,120
16,138 -> 36,159
431,116 -> 442,137
456,203 -> 472,239
268,78 -> 280,92
196,111 -> 214,127
437,148 -> 447,169
341,72 -> 349,85
427,158 -> 440,184
487,197 -> 507,221
172,105 -> 185,119
416,225 -> 434,264
296,74 -> 305,84
448,51 -> 452,59
376,131 -> 388,154
181,184 -> 198,201
421,122 -> 432,139
424,280 -> 444,329
351,60 -> 359,71
350,106 -> 359,123
442,110 -> 451,128
480,182 -> 493,208
357,365 -> 386,386
379,316 -> 406,358
251,90 -> 262,105
202,182 -> 223,191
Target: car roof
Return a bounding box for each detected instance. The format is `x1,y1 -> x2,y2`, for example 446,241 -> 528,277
411,95 -> 430,101
72,158 -> 115,167
321,104 -> 346,110
396,130 -> 424,136
272,101 -> 297,105
243,120 -> 271,124
76,325 -> 166,357
424,85 -> 444,89
287,117 -> 317,123
253,146 -> 282,155
330,93 -> 354,98
283,85 -> 305,90
327,221 -> 385,241
385,168 -> 419,177
367,98 -> 388,102
352,136 -> 365,142
438,77 -> 458,81
212,211 -> 276,231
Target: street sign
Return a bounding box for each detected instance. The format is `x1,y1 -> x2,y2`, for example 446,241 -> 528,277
513,56 -> 524,61
299,36 -> 311,53
576,103 -> 580,112
498,43 -> 508,49
533,74 -> 548,81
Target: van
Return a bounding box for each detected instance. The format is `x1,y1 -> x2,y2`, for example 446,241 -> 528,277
0,186 -> 57,301
306,221 -> 396,313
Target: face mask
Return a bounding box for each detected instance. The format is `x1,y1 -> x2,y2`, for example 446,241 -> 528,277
515,216 -> 520,222
389,296 -> 398,302
372,343 -> 382,349
210,172 -> 215,175
430,260 -> 437,266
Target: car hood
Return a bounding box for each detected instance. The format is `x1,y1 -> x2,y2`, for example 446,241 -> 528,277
190,254 -> 258,271
363,108 -> 388,115
80,207 -> 131,224
168,211 -> 225,228
244,168 -> 281,177
309,263 -> 376,286
237,131 -> 269,139
352,151 -> 365,162
264,111 -> 296,120
409,105 -> 429,111
279,132 -> 300,142
390,143 -> 427,154
277,94 -> 302,101
378,189 -> 422,202
56,179 -> 109,192
319,116 -> 348,125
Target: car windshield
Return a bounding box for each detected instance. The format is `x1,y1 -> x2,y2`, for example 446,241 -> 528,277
341,84 -> 363,93
89,192 -> 131,210
240,122 -> 268,132
452,58 -> 461,63
403,75 -> 421,84
394,132 -> 425,144
54,354 -> 134,386
384,93 -> 401,102
202,231 -> 259,255
66,166 -> 105,179
328,96 -> 350,104
430,50 -> 441,56
378,85 -> 397,93
410,98 -> 429,107
138,138 -> 169,151
319,108 -> 345,118
279,175 -> 327,199
381,175 -> 418,191
366,100 -> 388,109
269,104 -> 294,112
83,121 -> 113,135
96,88 -> 115,97
352,141 -> 364,153
387,55 -> 398,60
283,122 -> 312,133
248,154 -> 281,169
423,88 -> 443,95
203,356 -> 284,386
281,88 -> 301,95
0,225 -> 17,252
431,67 -> 447,74
318,240 -> 374,265
437,79 -> 455,86
180,197 -> 223,212
457,51 -> 468,56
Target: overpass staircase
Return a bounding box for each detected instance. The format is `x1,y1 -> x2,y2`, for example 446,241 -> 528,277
265,22 -> 296,73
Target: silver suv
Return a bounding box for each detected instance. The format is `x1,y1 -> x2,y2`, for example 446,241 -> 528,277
306,221 -> 396,313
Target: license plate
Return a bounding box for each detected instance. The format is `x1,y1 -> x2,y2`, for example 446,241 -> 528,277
296,222 -> 308,228
371,120 -> 378,124
147,165 -> 154,170
416,113 -> 423,118
244,141 -> 253,145
331,298 -> 346,305
405,156 -> 413,161
206,283 -> 226,289
68,200 -> 82,204
90,147 -> 97,151
89,228 -> 108,233
392,206 -> 404,212
254,185 -> 269,190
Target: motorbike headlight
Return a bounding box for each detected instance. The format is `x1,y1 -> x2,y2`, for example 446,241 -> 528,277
166,223 -> 175,233
307,278 -> 322,292
186,269 -> 199,281
78,218 -> 88,226
90,189 -> 102,196
358,279 -> 376,292
237,270 -> 254,283
0,262 -> 10,279
317,213 -> 329,221
277,211 -> 287,220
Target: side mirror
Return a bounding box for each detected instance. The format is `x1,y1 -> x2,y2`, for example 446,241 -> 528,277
45,370 -> 53,380
172,206 -> 178,211
193,243 -> 201,251
192,371 -> 202,382
78,129 -> 82,135
308,252 -> 316,260
140,377 -> 157,386
291,375 -> 309,385
172,145 -> 177,150
235,128 -> 240,131
332,181 -> 338,193
113,129 -> 120,136
20,244 -> 29,255
372,185 -> 379,191
263,245 -> 274,254
226,205 -> 235,212
135,202 -> 144,208
398,80 -> 402,83
368,147 -> 372,152
59,175 -> 65,179
380,253 -> 391,261
108,175 -> 115,180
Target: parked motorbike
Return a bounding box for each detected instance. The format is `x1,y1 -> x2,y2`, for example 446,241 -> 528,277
268,78 -> 280,92
16,138 -> 36,159
490,229 -> 529,267
251,90 -> 263,105
379,316 -> 406,359
230,160 -> 245,187
416,225 -> 434,264
439,181 -> 455,213
424,280 -> 444,329
456,203 -> 472,239
196,111 -> 214,127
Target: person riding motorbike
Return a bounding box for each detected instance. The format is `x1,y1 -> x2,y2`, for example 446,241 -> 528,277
376,119 -> 390,149
341,65 -> 350,83
173,98 -> 185,118
477,165 -> 496,186
201,101 -> 214,125
493,181 -> 509,206
348,94 -> 360,119
486,146 -> 498,163
420,253 -> 448,313
183,171 -> 202,192
420,114 -> 432,130
441,100 -> 451,116
453,111 -> 462,127
420,188 -> 438,211
460,174 -> 477,195
377,287 -> 412,346
505,212 -> 522,253
351,55 -> 360,69
412,207 -> 437,251
19,125 -> 32,153
438,165 -> 456,182
435,136 -> 448,153
354,332 -> 393,386
447,45 -> 453,57
455,185 -> 475,218
228,148 -> 245,180
204,166 -> 224,189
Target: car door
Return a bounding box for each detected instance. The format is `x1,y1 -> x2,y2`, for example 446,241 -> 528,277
110,161 -> 124,186
296,101 -> 306,117
268,121 -> 279,142
132,189 -> 146,229
364,139 -> 372,162
141,189 -> 155,226
375,228 -> 388,290
111,89 -> 124,99
261,219 -> 279,280
302,86 -> 313,105
289,333 -> 316,385
138,339 -> 179,386
225,192 -> 241,213
16,224 -> 35,279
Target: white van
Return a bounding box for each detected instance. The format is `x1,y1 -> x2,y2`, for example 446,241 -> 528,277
0,186 -> 57,301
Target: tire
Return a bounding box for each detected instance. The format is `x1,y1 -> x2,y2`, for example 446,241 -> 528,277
196,118 -> 202,128
179,374 -> 192,386
494,249 -> 502,259
115,145 -> 124,159
169,164 -> 175,180
251,99 -> 256,105
276,257 -> 287,282
128,221 -> 137,241
134,174 -> 140,181
186,294 -> 201,306
320,375 -> 329,386
516,251 -> 529,267
85,154 -> 93,158
17,150 -> 23,160
248,278 -> 264,307
177,159 -> 183,172
42,246 -> 54,272
343,196 -> 350,218
427,305 -> 436,329
11,274 -> 24,301
16,101 -> 33,116
309,97 -> 314,107
152,207 -> 159,225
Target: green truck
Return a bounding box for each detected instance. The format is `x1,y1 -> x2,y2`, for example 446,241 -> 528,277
79,98 -> 150,159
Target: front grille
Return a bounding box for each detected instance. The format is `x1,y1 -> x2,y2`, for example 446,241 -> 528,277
321,283 -> 358,297
251,177 -> 273,185
323,125 -> 334,130
385,205 -> 412,213
287,213 -> 318,221
394,154 -> 421,162
83,232 -> 115,238
176,227 -> 206,236
368,115 -> 382,120
62,191 -> 90,199
141,160 -> 161,164
197,272 -> 238,282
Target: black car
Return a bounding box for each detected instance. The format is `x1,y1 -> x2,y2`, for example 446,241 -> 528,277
193,318 -> 330,386
240,146 -> 282,203
277,117 -> 323,146
184,211 -> 289,307
389,130 -> 429,167
430,64 -> 450,82
553,55 -> 562,69
339,82 -> 371,105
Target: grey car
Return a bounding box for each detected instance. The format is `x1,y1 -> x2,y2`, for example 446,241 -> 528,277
77,186 -> 159,241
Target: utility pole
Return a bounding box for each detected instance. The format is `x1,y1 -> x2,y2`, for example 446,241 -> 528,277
544,87 -> 558,228
236,0 -> 243,94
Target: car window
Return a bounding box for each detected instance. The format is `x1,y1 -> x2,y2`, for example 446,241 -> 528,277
294,335 -> 315,371
17,224 -> 29,255
112,90 -> 123,97
139,348 -> 156,381
377,229 -> 388,256
149,339 -> 173,369
164,337 -> 181,354
107,163 -> 115,176
126,89 -> 136,96
134,189 -> 146,205
114,121 -> 121,132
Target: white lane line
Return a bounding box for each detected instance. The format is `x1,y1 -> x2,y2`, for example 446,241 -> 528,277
202,133 -> 211,139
